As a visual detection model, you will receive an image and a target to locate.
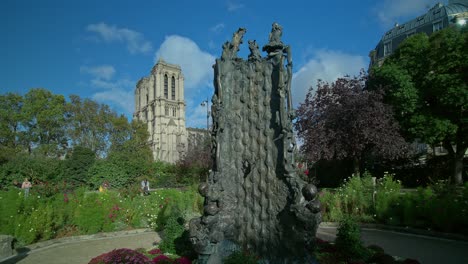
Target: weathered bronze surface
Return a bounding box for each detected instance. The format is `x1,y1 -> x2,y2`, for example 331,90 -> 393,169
189,23 -> 321,263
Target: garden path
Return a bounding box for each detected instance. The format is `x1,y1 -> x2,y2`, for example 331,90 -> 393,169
1,231 -> 159,264
2,226 -> 468,264
317,225 -> 468,264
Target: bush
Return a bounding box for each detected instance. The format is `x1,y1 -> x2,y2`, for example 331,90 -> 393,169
374,173 -> 402,223
335,216 -> 371,261
223,251 -> 258,264
159,215 -> 185,255
0,186 -> 202,245
319,172 -> 375,222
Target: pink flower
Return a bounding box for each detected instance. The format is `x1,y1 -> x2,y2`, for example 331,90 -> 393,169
175,257 -> 191,264
148,248 -> 162,255
152,254 -> 172,263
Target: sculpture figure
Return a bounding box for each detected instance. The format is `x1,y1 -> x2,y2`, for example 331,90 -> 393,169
248,40 -> 261,61
269,22 -> 283,44
190,24 -> 321,263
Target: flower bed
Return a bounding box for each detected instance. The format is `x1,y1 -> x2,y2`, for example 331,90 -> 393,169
0,186 -> 203,246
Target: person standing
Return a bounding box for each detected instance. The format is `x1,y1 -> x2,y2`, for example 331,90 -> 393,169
21,178 -> 32,198
141,179 -> 150,195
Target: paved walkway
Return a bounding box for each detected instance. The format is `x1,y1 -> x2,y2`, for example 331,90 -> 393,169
2,226 -> 468,264
1,230 -> 160,264
317,226 -> 468,264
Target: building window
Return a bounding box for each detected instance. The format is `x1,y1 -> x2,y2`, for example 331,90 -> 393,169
171,76 -> 176,100
164,74 -> 168,99
384,42 -> 392,56
165,107 -> 169,115
146,94 -> 149,104
433,21 -> 443,32
173,108 -> 176,117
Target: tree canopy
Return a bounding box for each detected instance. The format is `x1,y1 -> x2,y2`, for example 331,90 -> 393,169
369,27 -> 467,184
295,71 -> 409,175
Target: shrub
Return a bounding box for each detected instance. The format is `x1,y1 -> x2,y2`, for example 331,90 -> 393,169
158,215 -> 185,254
335,216 -> 371,261
374,173 -> 402,223
223,251 -> 258,264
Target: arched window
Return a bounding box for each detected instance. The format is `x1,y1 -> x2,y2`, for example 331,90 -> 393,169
173,108 -> 176,116
165,106 -> 169,116
164,74 -> 168,99
171,76 -> 176,100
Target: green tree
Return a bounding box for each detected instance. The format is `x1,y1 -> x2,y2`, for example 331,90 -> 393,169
369,27 -> 468,184
64,146 -> 96,185
0,93 -> 23,162
107,118 -> 153,182
66,95 -> 115,157
21,88 -> 67,157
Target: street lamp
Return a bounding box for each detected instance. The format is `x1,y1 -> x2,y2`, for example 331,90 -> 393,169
201,98 -> 210,131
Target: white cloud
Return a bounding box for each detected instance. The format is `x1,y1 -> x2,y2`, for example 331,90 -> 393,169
90,78 -> 134,90
375,0 -> 440,26
92,88 -> 134,114
155,35 -> 216,90
227,1 -> 244,11
185,98 -> 211,128
292,50 -> 367,106
80,64 -> 135,115
210,23 -> 225,33
87,22 -> 152,54
80,65 -> 115,80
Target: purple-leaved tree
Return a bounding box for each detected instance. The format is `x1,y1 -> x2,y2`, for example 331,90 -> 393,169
295,71 -> 409,176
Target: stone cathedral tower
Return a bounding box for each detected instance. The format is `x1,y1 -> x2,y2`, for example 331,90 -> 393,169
133,58 -> 187,163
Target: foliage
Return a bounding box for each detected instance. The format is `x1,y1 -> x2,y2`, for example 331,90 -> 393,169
179,132 -> 211,173
20,88 -> 68,157
64,146 -> 96,185
369,27 -> 468,184
0,186 -> 202,245
335,216 -> 371,261
320,172 -> 376,222
223,251 -> 259,264
158,215 -> 185,255
0,153 -> 66,189
87,160 -> 131,189
374,175 -> 402,223
88,248 -> 152,264
66,95 -> 115,156
295,71 -> 409,175
88,247 -> 193,264
0,92 -> 23,163
319,172 -> 468,235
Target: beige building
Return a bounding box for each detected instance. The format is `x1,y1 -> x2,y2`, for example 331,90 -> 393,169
134,59 -> 188,163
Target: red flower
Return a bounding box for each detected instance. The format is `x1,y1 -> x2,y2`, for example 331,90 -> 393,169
175,257 -> 191,264
152,254 -> 172,263
148,248 -> 162,255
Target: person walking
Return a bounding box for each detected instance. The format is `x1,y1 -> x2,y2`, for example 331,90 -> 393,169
21,178 -> 32,198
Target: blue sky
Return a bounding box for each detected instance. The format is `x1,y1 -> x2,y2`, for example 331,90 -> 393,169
0,0 -> 445,128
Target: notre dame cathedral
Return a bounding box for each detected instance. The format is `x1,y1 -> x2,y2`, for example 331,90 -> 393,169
133,58 -> 191,163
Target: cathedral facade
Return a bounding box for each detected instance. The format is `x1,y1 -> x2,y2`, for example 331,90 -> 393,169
134,59 -> 188,163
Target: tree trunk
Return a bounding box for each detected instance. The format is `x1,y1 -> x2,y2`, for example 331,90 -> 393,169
353,156 -> 361,176
452,145 -> 466,185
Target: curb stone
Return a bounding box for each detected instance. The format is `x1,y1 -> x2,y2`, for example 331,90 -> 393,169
319,222 -> 468,242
